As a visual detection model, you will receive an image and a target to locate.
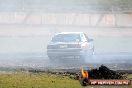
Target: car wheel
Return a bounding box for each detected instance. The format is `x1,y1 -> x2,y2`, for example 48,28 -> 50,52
48,56 -> 56,60
92,47 -> 95,55
81,50 -> 93,63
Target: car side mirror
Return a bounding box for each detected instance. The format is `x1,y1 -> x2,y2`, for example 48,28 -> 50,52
88,39 -> 94,42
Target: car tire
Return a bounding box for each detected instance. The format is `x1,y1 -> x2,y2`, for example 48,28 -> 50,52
81,49 -> 94,63
48,56 -> 56,60
92,47 -> 95,55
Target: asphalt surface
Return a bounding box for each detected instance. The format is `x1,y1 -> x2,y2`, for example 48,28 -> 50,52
0,53 -> 132,71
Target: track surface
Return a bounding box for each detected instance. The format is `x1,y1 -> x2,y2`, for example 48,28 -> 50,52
0,53 -> 132,71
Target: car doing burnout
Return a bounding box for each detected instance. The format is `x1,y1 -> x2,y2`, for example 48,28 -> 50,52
47,32 -> 94,59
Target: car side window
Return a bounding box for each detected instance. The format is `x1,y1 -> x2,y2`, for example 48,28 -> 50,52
80,34 -> 87,42
83,34 -> 89,42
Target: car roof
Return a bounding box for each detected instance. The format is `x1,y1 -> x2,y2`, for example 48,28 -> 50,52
55,32 -> 84,35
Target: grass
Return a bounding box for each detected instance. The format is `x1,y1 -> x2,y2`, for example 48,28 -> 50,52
0,72 -> 131,88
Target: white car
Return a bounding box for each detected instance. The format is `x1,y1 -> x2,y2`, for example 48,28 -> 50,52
47,32 -> 94,59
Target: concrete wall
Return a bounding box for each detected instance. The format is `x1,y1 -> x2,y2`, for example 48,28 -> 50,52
0,12 -> 132,27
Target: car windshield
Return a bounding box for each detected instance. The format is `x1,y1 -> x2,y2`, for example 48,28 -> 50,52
51,34 -> 81,42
